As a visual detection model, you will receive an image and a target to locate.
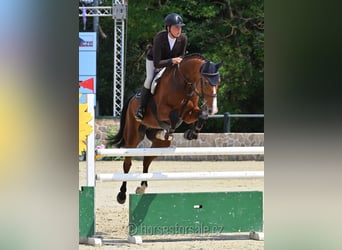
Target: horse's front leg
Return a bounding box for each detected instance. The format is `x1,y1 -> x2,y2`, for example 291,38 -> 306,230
135,156 -> 155,194
153,110 -> 181,141
184,110 -> 208,140
164,110 -> 182,140
117,157 -> 132,204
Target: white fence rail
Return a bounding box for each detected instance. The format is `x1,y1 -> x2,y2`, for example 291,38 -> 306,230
97,171 -> 264,182
96,146 -> 264,157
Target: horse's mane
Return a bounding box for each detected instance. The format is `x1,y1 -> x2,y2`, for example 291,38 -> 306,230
182,53 -> 206,61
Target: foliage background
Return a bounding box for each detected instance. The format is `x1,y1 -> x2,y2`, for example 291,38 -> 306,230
79,0 -> 264,132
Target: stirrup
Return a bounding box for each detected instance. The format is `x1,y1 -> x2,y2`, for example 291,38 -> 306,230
135,109 -> 144,122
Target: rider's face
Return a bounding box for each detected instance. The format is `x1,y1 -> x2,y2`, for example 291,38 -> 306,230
169,25 -> 182,38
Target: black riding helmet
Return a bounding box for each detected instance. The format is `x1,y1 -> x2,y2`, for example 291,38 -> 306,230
164,13 -> 185,27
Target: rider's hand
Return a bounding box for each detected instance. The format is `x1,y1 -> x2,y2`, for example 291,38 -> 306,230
172,57 -> 183,64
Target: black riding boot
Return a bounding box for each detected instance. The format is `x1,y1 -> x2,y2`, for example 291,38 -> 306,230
135,87 -> 151,122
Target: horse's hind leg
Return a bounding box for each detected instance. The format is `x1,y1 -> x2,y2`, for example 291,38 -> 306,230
117,156 -> 132,204
135,138 -> 171,194
135,156 -> 156,194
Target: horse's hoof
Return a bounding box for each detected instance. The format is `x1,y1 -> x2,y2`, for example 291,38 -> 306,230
184,129 -> 198,140
116,192 -> 126,204
135,186 -> 146,194
184,129 -> 191,140
184,130 -> 193,140
166,134 -> 174,141
155,130 -> 166,140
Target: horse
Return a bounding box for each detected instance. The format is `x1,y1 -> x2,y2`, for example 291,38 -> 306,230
108,53 -> 223,204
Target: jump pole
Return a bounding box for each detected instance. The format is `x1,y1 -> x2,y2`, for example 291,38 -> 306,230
96,146 -> 264,157
96,171 -> 264,182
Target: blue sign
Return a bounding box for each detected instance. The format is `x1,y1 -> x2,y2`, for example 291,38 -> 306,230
79,32 -> 97,101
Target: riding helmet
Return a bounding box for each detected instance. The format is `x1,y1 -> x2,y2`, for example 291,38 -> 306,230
164,13 -> 185,27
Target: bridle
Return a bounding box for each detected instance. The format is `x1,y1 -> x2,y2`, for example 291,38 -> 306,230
175,62 -> 218,100
173,60 -> 218,117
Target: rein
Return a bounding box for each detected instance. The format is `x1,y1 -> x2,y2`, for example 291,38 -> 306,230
174,64 -> 195,97
172,65 -> 195,120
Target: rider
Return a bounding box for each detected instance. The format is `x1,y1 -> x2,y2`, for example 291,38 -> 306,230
135,13 -> 188,122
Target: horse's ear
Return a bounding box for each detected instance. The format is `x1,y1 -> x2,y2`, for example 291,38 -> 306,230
215,61 -> 224,71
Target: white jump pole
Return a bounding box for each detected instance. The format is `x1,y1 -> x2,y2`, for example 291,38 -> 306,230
96,146 -> 264,157
96,171 -> 264,182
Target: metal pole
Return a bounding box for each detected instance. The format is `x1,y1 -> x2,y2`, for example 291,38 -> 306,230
93,0 -> 99,34
223,112 -> 230,132
112,0 -> 127,116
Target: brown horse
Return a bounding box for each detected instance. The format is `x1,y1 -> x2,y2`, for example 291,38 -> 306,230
108,54 -> 223,204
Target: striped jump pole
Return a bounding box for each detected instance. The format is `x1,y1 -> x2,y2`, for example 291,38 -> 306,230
96,146 -> 264,157
96,171 -> 264,182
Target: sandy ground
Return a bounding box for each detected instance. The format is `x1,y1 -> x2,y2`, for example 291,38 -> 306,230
79,160 -> 264,250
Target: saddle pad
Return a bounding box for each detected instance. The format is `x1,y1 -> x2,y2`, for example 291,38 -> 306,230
151,67 -> 166,94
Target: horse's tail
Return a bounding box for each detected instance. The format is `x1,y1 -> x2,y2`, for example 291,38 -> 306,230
106,95 -> 133,148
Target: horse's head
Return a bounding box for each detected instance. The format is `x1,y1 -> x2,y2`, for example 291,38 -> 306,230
199,60 -> 223,115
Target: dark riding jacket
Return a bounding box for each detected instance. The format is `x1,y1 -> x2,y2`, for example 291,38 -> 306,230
146,30 -> 187,68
